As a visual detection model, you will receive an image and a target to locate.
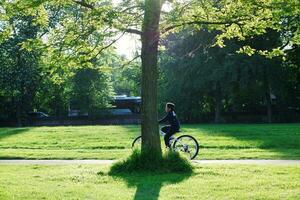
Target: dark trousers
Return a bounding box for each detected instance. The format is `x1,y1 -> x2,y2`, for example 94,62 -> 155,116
161,125 -> 178,147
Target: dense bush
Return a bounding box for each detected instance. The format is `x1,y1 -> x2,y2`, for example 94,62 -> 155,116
109,150 -> 193,174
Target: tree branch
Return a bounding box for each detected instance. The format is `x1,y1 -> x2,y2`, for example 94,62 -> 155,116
280,40 -> 290,50
124,28 -> 142,35
162,20 -> 243,34
121,5 -> 142,13
121,54 -> 141,68
87,32 -> 126,62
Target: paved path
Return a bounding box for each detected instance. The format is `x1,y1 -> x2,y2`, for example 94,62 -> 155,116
0,159 -> 299,165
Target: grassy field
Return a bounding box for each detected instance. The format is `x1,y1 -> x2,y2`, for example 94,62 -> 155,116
0,164 -> 299,200
0,124 -> 299,160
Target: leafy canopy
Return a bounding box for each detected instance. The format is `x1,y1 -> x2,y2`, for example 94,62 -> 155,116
1,0 -> 299,59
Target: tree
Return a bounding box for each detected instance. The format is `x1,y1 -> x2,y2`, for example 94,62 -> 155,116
160,28 -> 296,124
112,56 -> 141,96
70,67 -> 113,115
241,30 -> 282,123
160,29 -> 240,123
140,0 -> 164,155
0,15 -> 43,126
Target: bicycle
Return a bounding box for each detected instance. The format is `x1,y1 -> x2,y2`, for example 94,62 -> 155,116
132,129 -> 200,160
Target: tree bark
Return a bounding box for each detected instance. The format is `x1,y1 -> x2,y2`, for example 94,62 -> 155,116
140,0 -> 163,156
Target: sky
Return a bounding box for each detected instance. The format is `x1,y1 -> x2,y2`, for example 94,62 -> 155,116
114,33 -> 140,59
113,0 -> 172,59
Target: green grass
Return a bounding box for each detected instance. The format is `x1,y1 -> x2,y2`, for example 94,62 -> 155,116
0,124 -> 300,160
110,150 -> 193,173
0,164 -> 299,200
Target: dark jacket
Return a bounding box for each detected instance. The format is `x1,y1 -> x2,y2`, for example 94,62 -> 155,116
159,111 -> 180,130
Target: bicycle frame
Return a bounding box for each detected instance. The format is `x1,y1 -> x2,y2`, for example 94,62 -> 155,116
132,128 -> 199,159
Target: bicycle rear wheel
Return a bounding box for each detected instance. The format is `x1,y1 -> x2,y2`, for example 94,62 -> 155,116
172,135 -> 199,160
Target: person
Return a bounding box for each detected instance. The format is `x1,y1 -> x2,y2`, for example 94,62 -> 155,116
158,102 -> 180,148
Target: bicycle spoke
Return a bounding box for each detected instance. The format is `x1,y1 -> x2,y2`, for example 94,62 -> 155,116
173,136 -> 199,159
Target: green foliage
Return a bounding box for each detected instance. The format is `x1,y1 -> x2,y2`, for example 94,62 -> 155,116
159,28 -> 298,123
2,0 -> 299,58
0,14 -> 43,124
109,149 -> 193,174
0,0 -> 299,125
70,67 -> 114,115
112,58 -> 141,96
0,1 -> 122,121
163,0 -> 300,56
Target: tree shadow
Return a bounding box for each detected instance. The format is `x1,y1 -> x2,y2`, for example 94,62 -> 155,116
187,124 -> 300,159
0,156 -> 25,159
109,171 -> 192,200
0,128 -> 30,141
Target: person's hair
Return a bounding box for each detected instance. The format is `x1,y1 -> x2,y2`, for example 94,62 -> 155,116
166,102 -> 175,111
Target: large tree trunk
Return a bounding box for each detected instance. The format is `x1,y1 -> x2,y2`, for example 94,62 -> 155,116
140,0 -> 163,156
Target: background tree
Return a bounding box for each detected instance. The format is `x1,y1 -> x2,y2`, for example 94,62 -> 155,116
70,67 -> 113,116
160,28 -> 297,124
0,15 -> 43,126
112,56 -> 141,97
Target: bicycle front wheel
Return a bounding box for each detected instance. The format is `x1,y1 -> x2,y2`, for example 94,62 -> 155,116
173,135 -> 199,160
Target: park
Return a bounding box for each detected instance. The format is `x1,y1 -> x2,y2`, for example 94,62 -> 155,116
0,0 -> 300,200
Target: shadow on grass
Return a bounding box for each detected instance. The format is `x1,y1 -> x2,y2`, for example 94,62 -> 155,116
0,128 -> 30,141
107,150 -> 193,200
111,172 -> 192,200
186,124 -> 300,158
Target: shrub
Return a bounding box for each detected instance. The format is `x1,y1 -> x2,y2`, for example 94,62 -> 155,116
109,149 -> 193,174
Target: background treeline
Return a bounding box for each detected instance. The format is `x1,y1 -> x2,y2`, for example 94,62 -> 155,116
0,14 -> 117,126
158,29 -> 300,123
0,15 -> 299,125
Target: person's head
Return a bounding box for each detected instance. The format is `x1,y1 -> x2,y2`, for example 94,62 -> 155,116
165,102 -> 175,112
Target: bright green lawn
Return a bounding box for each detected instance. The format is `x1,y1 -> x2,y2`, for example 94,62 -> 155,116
0,164 -> 299,200
0,124 -> 300,160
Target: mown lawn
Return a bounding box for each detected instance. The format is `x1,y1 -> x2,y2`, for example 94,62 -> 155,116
0,124 -> 299,160
0,164 -> 299,200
